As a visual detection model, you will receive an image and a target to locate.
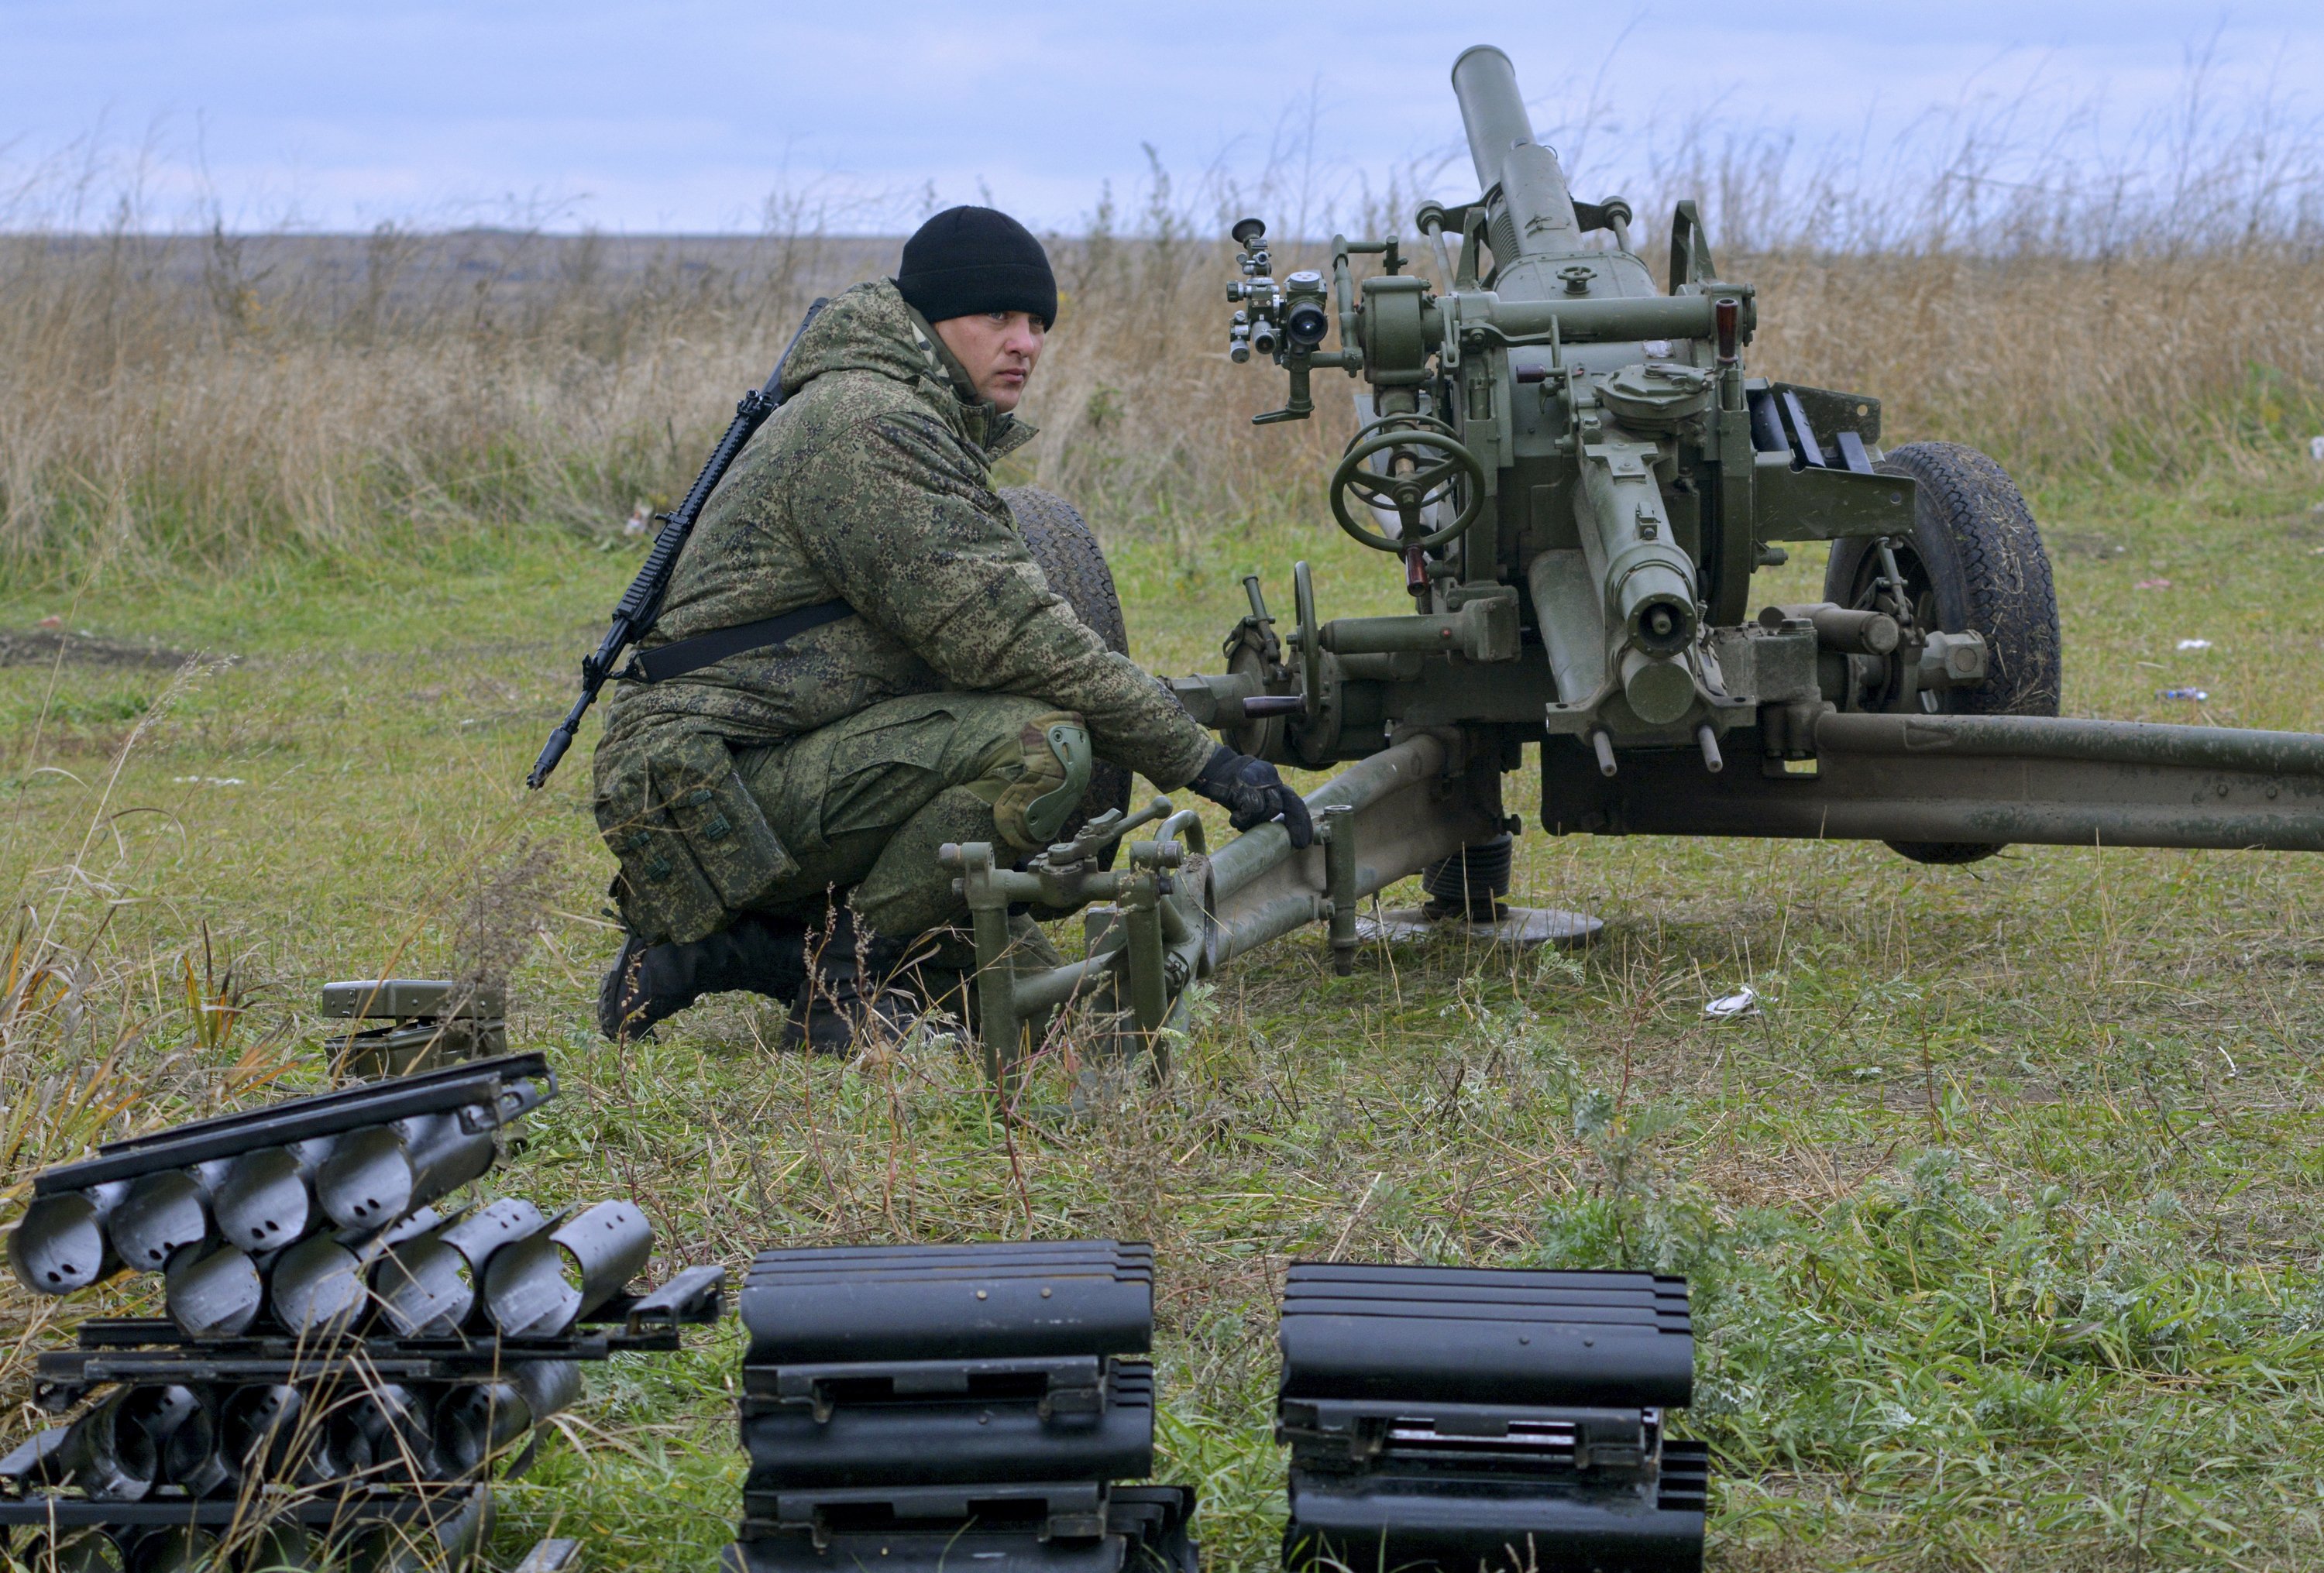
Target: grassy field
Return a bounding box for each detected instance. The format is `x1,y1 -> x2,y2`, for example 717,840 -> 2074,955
2,443 -> 2322,1570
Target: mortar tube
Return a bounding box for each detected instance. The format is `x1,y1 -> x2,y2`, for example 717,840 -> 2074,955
318,1384 -> 433,1484
17,1528 -> 126,1573
164,1243 -> 266,1339
270,1234 -> 368,1338
125,1527 -> 218,1573
481,1200 -> 651,1337
213,1139 -> 335,1253
343,1486 -> 491,1573
401,1113 -> 499,1218
476,1227 -> 582,1340
239,1522 -> 325,1573
0,1400 -> 155,1502
512,1360 -> 583,1426
550,1200 -> 654,1323
318,1115 -> 498,1235
219,1383 -> 309,1482
435,1197 -> 545,1282
66,1391 -> 160,1500
108,1170 -> 216,1275
432,1382 -> 531,1477
370,1231 -> 475,1338
315,1126 -> 417,1233
9,1181 -> 128,1294
122,1385 -> 232,1499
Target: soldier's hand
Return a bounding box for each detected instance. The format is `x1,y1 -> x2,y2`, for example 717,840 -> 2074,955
1191,745 -> 1314,848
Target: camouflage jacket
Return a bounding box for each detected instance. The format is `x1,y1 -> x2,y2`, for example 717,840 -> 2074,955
593,279 -> 1215,791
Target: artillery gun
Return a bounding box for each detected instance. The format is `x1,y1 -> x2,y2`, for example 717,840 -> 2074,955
947,43 -> 2324,1087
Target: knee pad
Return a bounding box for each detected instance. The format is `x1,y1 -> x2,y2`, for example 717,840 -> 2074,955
979,711 -> 1092,852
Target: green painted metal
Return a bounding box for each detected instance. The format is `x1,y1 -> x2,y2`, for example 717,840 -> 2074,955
938,43 -> 2324,1087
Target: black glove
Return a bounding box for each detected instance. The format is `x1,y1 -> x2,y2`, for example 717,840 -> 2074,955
1190,745 -> 1315,849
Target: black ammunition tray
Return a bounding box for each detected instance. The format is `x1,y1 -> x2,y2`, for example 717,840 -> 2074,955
1280,1262 -> 1693,1410
743,1242 -> 1152,1365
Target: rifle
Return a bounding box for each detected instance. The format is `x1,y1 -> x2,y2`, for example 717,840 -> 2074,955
527,298 -> 829,790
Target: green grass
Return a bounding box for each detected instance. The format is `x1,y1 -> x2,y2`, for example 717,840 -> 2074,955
2,462 -> 2322,1571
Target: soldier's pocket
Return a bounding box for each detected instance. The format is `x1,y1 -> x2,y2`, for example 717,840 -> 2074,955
598,737 -> 800,944
817,711 -> 962,841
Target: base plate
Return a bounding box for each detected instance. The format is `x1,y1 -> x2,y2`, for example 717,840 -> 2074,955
1355,905 -> 1604,950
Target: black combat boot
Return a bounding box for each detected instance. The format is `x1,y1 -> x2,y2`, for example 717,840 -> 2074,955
782,912 -> 924,1054
596,914 -> 810,1042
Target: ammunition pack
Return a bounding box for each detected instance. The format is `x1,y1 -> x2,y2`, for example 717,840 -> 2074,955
1277,1263 -> 1708,1573
727,1242 -> 1195,1573
323,980 -> 509,1079
2,1055 -> 721,1573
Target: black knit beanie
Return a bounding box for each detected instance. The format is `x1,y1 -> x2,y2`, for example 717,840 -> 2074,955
896,206 -> 1057,329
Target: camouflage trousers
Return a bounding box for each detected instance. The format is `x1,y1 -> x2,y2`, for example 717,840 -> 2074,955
734,691 -> 1063,941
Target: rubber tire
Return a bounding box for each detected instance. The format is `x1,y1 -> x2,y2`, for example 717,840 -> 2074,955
1001,486 -> 1136,853
1824,441 -> 2060,866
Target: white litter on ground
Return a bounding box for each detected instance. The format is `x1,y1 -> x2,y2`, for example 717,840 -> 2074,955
1703,985 -> 1761,1019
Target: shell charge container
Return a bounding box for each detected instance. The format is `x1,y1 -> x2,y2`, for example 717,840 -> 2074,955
741,1242 -> 1153,1365
731,1241 -> 1188,1573
1277,1263 -> 1708,1573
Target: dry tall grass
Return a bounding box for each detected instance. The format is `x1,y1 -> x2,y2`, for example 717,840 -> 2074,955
2,160 -> 2319,584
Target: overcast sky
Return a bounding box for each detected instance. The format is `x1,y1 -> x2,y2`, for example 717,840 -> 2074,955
5,1 -> 2321,233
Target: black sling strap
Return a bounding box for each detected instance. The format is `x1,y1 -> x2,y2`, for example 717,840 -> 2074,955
624,599 -> 856,685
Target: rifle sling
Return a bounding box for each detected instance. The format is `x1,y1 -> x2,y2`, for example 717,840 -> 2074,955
626,600 -> 856,684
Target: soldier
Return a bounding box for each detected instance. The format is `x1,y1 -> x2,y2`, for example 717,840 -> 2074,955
593,206 -> 1312,1050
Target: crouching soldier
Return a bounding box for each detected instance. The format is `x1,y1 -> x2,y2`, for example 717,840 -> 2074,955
592,206 -> 1312,1050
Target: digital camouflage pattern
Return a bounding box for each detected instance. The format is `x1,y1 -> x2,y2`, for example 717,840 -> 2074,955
592,279 -> 1214,943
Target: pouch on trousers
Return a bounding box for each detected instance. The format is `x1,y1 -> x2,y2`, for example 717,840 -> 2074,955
597,731 -> 799,945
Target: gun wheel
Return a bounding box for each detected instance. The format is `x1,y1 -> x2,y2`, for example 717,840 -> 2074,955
1825,441 -> 2061,867
1002,486 -> 1136,868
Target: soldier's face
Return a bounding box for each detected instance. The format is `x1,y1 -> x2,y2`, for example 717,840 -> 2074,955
932,310 -> 1047,412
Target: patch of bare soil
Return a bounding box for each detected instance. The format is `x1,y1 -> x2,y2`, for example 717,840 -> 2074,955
0,627 -> 193,669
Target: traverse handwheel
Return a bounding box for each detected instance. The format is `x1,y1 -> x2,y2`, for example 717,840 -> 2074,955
1327,415 -> 1486,553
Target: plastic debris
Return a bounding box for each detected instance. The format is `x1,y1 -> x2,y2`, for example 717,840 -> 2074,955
622,505 -> 651,537
171,776 -> 248,786
2157,688 -> 2209,702
2175,638 -> 2213,651
2135,579 -> 2173,590
1703,985 -> 1760,1019
2309,435 -> 2324,462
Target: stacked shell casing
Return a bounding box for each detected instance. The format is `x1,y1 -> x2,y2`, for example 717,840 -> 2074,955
2,1053 -> 726,1573
727,1241 -> 1195,1573
1275,1263 -> 1710,1573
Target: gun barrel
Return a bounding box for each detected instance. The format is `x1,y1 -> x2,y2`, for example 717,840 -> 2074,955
1449,45 -> 1580,258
